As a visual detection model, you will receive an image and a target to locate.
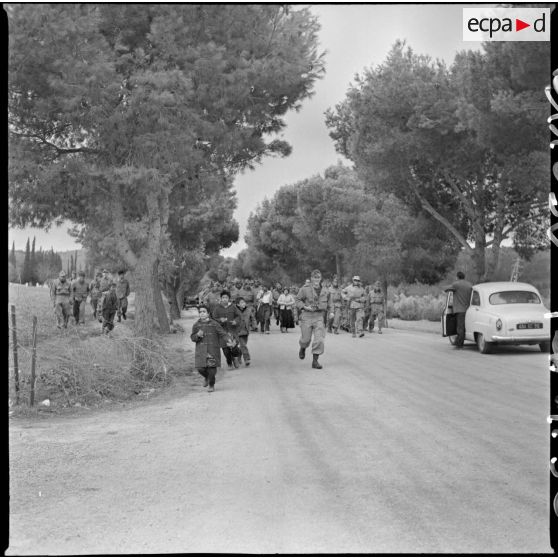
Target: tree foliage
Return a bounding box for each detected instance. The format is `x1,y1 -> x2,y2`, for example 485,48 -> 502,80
9,4 -> 325,337
243,165 -> 458,284
326,40 -> 550,281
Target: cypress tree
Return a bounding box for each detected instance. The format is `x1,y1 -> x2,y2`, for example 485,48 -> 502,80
30,236 -> 36,285
22,238 -> 31,283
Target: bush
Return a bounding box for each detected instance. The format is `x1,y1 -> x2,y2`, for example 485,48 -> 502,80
389,292 -> 445,321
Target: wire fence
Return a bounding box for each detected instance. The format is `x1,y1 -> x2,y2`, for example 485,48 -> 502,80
8,284 -> 169,408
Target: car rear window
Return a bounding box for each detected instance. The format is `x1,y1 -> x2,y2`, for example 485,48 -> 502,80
488,291 -> 541,305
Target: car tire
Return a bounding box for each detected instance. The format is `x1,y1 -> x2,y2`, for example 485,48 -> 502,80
448,334 -> 457,346
476,333 -> 493,354
540,341 -> 551,353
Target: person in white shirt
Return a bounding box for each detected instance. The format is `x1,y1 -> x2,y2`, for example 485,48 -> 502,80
277,287 -> 295,333
256,285 -> 273,334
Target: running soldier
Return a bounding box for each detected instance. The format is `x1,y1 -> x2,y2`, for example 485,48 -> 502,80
296,269 -> 329,369
327,277 -> 343,334
343,275 -> 367,338
50,270 -> 72,329
115,270 -> 130,322
368,281 -> 385,334
71,270 -> 90,325
89,272 -> 102,319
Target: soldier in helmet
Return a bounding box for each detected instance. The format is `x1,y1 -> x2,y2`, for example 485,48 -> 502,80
295,269 -> 329,369
342,275 -> 367,338
50,270 -> 72,329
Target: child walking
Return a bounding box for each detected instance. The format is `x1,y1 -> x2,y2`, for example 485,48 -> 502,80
190,305 -> 231,392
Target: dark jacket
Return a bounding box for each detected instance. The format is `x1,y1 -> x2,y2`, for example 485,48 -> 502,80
236,306 -> 252,336
212,303 -> 242,335
190,318 -> 228,369
102,291 -> 119,312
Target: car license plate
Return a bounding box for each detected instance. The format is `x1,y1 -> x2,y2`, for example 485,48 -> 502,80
517,323 -> 543,329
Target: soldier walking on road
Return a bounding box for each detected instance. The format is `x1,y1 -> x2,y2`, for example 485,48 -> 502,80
50,270 -> 72,329
343,275 -> 366,338
71,271 -> 90,325
296,269 -> 329,369
115,270 -> 130,322
89,272 -> 102,319
327,277 -> 343,334
368,281 -> 385,334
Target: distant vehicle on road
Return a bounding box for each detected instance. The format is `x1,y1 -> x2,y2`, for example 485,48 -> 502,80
442,281 -> 550,354
183,294 -> 200,309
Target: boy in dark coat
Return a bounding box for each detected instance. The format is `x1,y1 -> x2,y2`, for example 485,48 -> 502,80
236,297 -> 252,366
101,282 -> 119,334
190,305 -> 231,392
212,290 -> 243,369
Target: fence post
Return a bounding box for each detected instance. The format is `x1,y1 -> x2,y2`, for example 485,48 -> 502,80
29,316 -> 37,407
10,305 -> 20,405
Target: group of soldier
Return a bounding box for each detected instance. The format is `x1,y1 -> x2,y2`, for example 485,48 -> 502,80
192,272 -> 386,382
49,269 -> 130,334
196,274 -> 386,338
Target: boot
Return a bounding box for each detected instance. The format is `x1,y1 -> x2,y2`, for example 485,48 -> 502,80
117,315 -> 121,322
312,354 -> 322,369
122,312 -> 127,320
299,346 -> 306,360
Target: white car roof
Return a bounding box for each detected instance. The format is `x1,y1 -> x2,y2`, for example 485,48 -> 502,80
473,281 -> 540,293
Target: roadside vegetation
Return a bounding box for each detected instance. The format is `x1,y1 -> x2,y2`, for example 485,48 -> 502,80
8,284 -> 193,414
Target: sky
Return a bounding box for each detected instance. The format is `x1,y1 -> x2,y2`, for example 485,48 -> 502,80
8,4 -> 484,255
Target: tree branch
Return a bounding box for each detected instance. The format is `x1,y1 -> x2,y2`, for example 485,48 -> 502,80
410,181 -> 472,252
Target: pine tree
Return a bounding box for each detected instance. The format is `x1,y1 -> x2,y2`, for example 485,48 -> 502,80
22,238 -> 31,284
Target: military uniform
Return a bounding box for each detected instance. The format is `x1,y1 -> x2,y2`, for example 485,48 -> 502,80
239,284 -> 258,331
115,276 -> 130,321
50,277 -> 72,328
97,274 -> 112,322
296,283 -> 329,356
368,287 -> 385,333
89,278 -> 102,318
327,285 -> 344,333
71,278 -> 90,325
342,283 -> 366,336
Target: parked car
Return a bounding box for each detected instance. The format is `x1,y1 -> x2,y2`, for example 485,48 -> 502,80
441,281 -> 550,354
183,294 -> 200,309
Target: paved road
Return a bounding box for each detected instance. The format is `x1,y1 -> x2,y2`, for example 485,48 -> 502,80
8,322 -> 550,554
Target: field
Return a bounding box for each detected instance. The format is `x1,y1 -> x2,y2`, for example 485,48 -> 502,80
8,284 -> 193,412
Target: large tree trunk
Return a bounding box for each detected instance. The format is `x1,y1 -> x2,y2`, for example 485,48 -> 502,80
152,259 -> 170,333
165,280 -> 182,321
133,255 -> 158,339
472,232 -> 487,283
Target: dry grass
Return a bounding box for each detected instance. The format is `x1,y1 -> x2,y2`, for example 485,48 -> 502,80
8,283 -> 182,410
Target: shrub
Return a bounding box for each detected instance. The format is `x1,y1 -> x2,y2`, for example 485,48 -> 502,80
393,294 -> 421,321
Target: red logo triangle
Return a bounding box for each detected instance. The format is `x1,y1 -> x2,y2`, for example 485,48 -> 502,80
516,18 -> 530,31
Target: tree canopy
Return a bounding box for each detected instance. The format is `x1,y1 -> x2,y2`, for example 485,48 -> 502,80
8,4 -> 325,336
326,40 -> 550,281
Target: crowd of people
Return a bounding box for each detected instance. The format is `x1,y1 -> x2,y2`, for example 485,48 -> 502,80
191,272 -> 387,391
49,269 -> 130,334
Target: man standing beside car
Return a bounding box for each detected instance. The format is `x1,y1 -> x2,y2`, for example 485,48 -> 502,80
445,271 -> 473,349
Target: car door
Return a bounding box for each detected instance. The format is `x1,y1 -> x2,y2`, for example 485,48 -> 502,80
465,289 -> 481,341
441,290 -> 457,337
